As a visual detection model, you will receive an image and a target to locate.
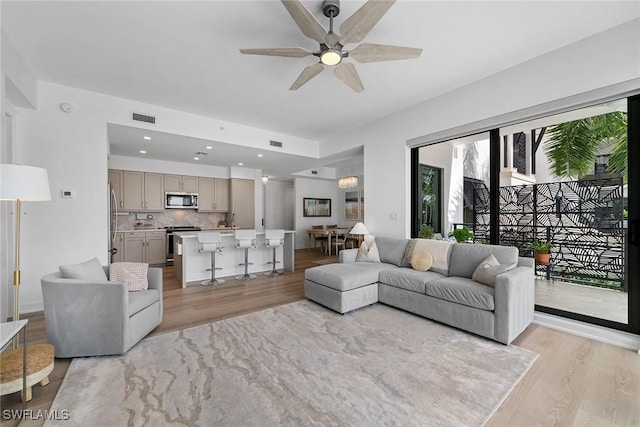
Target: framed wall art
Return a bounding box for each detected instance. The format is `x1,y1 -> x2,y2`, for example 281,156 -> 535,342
303,198 -> 331,217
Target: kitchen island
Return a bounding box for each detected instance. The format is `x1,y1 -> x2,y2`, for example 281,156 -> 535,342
173,230 -> 295,288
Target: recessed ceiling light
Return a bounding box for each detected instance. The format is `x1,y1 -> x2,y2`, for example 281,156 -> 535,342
257,154 -> 263,157
139,150 -> 147,154
206,146 -> 213,150
238,162 -> 243,166
143,136 -> 151,140
194,157 -> 200,161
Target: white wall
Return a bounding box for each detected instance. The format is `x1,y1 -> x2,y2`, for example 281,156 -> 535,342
319,19 -> 640,239
109,155 -> 229,178
293,178 -> 338,249
3,80 -> 318,314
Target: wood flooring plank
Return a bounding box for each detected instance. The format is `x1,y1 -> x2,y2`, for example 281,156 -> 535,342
2,248 -> 639,427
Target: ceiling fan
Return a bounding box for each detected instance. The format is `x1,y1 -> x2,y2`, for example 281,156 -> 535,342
240,0 -> 422,93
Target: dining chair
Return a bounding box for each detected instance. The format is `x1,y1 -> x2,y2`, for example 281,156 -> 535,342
311,225 -> 328,252
331,229 -> 348,255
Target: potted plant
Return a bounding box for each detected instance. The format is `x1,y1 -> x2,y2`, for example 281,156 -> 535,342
525,241 -> 554,265
418,224 -> 435,239
450,226 -> 474,243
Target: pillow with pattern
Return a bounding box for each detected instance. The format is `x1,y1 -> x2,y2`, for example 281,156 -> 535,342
109,262 -> 149,291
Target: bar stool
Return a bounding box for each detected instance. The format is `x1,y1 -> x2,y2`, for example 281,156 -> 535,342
264,229 -> 285,277
235,229 -> 257,281
198,231 -> 225,286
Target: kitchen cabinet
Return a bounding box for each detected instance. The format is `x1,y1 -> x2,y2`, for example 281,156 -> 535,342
123,231 -> 166,265
229,178 -> 255,229
108,169 -> 124,209
164,174 -> 198,193
123,171 -> 164,211
198,177 -> 229,212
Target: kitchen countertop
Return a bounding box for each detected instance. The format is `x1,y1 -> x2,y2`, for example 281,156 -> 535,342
175,230 -> 295,238
116,227 -> 236,233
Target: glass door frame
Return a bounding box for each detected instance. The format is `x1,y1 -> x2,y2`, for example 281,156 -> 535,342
410,94 -> 639,334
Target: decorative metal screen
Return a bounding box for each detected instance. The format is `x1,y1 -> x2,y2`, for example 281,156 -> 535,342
474,177 -> 626,290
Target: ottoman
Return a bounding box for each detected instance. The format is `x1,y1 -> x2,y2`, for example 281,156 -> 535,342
304,262 -> 395,314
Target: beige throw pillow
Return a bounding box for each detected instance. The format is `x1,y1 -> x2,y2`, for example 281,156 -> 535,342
355,235 -> 380,263
472,254 -> 512,287
411,251 -> 433,272
409,239 -> 453,275
109,262 -> 149,291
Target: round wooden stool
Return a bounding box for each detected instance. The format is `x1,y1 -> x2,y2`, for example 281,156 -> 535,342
0,343 -> 54,402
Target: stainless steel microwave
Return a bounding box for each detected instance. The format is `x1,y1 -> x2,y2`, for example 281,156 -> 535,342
165,192 -> 198,209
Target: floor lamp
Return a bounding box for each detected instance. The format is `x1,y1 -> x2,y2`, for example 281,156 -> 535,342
0,164 -> 51,348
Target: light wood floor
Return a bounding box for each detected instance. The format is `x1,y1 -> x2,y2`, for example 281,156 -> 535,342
536,279 -> 628,324
2,249 -> 639,426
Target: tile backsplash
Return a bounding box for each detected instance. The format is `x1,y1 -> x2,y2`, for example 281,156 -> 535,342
118,211 -> 228,230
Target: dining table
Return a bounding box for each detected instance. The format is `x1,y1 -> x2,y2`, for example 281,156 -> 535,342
306,227 -> 352,256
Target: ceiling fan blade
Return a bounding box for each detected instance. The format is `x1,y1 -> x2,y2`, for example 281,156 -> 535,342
240,48 -> 313,58
349,43 -> 422,63
339,0 -> 396,45
281,0 -> 327,44
334,63 -> 364,93
290,63 -> 325,90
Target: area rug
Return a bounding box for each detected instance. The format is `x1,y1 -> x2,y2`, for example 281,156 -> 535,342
46,301 -> 537,426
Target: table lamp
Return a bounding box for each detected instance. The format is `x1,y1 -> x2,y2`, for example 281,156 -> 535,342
0,164 -> 51,348
349,222 -> 369,246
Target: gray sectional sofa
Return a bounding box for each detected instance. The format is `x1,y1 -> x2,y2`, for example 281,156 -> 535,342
304,236 -> 534,345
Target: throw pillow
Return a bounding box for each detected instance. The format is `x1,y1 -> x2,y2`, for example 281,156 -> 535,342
59,257 -> 108,282
407,239 -> 453,275
410,251 -> 433,272
355,235 -> 381,263
472,254 -> 513,287
109,262 -> 149,291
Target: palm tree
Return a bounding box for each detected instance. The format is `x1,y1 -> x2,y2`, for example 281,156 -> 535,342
544,111 -> 627,179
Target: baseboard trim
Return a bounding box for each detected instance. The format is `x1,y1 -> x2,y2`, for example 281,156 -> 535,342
533,312 -> 640,353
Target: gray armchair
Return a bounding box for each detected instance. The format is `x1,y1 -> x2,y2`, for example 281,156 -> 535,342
41,266 -> 163,358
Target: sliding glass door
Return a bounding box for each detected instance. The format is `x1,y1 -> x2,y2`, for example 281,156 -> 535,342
411,94 -> 639,334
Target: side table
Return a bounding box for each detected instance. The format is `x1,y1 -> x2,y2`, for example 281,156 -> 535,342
0,320 -> 28,407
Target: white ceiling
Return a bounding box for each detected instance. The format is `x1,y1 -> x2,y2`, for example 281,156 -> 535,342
3,1 -> 639,174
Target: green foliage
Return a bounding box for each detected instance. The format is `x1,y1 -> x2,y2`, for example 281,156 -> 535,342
525,241 -> 554,254
418,224 -> 435,239
544,111 -> 627,179
449,227 -> 474,243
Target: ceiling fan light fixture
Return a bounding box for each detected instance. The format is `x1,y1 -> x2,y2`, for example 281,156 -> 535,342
320,49 -> 342,66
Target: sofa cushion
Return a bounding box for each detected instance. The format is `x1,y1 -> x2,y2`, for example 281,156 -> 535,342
59,258 -> 108,282
472,254 -> 514,287
425,276 -> 495,311
375,236 -> 410,267
448,244 -> 518,279
305,262 -> 397,292
379,268 -> 446,294
128,289 -> 160,317
356,235 -> 381,263
404,239 -> 453,275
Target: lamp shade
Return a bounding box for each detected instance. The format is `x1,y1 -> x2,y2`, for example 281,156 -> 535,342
261,175 -> 269,185
0,164 -> 51,201
350,222 -> 369,235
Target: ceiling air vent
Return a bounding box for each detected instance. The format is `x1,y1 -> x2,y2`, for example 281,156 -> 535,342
270,140 -> 283,148
311,170 -> 318,175
132,112 -> 156,125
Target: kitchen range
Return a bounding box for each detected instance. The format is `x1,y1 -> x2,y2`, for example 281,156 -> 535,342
165,225 -> 201,265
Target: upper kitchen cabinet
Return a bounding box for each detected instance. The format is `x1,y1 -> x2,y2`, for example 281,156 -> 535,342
108,169 -> 124,209
229,178 -> 255,229
164,174 -> 198,193
198,177 -> 229,212
123,171 -> 164,211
